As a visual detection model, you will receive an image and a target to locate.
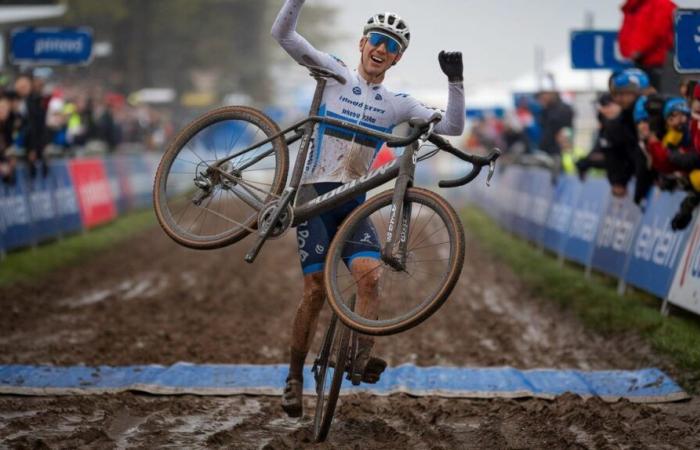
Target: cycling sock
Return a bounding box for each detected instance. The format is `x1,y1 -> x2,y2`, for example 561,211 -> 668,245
288,347 -> 307,381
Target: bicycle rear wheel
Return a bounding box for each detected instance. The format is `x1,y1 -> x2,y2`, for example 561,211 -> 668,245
154,106 -> 288,250
313,303 -> 354,442
325,188 -> 465,336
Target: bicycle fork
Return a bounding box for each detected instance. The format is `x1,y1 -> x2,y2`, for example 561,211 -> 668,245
381,142 -> 417,271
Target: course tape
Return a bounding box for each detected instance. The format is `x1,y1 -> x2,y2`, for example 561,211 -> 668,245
0,364 -> 687,403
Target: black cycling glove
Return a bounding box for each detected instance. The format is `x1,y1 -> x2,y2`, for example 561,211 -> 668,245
439,51 -> 463,83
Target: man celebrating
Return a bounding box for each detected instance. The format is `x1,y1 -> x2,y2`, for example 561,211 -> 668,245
271,0 -> 465,417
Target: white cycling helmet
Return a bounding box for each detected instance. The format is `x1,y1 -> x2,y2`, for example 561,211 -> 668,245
363,12 -> 411,51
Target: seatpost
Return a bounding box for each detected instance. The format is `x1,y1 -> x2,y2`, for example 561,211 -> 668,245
244,77 -> 327,264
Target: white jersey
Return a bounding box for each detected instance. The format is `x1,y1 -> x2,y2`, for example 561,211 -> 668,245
272,0 -> 465,184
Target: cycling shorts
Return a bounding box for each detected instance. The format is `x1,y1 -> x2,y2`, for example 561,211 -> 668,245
296,183 -> 380,275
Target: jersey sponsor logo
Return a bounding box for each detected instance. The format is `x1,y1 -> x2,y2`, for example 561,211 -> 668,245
297,223 -> 310,262
360,233 -> 374,245
353,86 -> 362,96
315,244 -> 325,254
375,93 -> 383,101
395,93 -> 409,98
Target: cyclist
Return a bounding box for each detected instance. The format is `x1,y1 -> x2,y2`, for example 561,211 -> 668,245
271,0 -> 465,418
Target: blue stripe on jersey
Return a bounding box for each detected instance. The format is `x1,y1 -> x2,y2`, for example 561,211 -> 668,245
310,104 -> 327,172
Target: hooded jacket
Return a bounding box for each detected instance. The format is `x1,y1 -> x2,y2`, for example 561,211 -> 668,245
619,0 -> 676,68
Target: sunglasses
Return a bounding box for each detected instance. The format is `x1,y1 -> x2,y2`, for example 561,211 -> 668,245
367,32 -> 402,54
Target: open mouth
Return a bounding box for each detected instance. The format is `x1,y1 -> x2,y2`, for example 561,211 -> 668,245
370,55 -> 385,64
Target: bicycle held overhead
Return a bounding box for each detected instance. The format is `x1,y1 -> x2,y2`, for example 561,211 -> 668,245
152,0 -> 499,442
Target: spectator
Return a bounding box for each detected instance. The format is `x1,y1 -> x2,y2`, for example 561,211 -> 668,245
0,94 -> 17,184
619,0 -> 678,94
603,68 -> 655,204
576,93 -> 621,180
536,76 -> 574,156
15,73 -> 49,178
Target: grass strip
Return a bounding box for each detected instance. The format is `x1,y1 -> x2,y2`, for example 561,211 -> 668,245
462,207 -> 700,392
0,210 -> 156,287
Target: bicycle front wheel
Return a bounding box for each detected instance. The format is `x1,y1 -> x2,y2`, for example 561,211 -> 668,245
313,314 -> 352,442
325,188 -> 465,336
154,106 -> 288,250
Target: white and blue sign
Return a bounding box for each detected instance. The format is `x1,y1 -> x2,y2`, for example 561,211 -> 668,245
563,178 -> 609,266
591,194 -> 641,278
28,165 -> 58,244
570,30 -> 633,70
542,176 -> 582,254
674,9 -> 700,73
10,27 -> 93,66
0,168 -> 35,251
50,160 -> 82,236
624,190 -> 691,298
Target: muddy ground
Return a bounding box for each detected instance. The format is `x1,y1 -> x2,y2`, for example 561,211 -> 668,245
1,222 -> 699,449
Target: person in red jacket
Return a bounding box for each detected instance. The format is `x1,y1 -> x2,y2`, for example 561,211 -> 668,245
619,0 -> 677,93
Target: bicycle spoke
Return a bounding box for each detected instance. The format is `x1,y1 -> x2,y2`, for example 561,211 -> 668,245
409,241 -> 450,251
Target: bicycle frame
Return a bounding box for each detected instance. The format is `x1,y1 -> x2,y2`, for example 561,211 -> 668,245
215,74 -> 421,265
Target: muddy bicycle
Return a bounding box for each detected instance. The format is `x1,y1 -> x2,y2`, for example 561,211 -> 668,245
153,64 -> 499,441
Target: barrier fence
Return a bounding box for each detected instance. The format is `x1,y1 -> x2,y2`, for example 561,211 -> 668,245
0,153 -> 160,259
465,165 -> 700,317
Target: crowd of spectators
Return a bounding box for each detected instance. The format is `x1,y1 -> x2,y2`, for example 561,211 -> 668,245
0,69 -> 176,185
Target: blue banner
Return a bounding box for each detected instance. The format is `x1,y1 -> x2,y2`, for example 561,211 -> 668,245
0,167 -> 35,250
0,182 -> 6,256
563,178 -> 610,266
523,168 -> 554,245
624,189 -> 692,298
591,193 -> 642,278
674,9 -> 700,73
542,176 -> 582,253
50,160 -> 82,236
10,27 -> 93,66
28,165 -> 58,244
104,156 -> 128,214
570,30 -> 633,70
127,155 -> 154,210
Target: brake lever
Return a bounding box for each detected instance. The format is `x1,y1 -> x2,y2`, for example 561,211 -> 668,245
420,122 -> 435,141
485,148 -> 501,187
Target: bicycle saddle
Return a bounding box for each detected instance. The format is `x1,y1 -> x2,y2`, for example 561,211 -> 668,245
300,62 -> 347,85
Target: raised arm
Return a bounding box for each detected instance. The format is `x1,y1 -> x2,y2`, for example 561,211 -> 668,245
396,51 -> 465,136
271,0 -> 345,73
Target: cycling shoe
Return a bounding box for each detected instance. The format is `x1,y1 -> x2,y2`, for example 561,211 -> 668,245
281,378 -> 303,418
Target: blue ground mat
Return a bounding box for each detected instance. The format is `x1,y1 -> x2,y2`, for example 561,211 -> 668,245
0,364 -> 688,403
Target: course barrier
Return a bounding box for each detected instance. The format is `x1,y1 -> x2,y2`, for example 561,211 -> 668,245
0,364 -> 687,402
466,165 -> 700,316
0,153 -> 160,256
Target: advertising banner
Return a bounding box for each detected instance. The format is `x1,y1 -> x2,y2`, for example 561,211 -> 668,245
118,155 -> 153,210
68,159 -> 116,229
0,181 -> 6,256
669,216 -> 700,314
0,167 -> 35,250
625,189 -> 692,298
564,179 -> 611,266
50,160 -> 82,236
591,193 -> 642,278
542,176 -> 582,253
27,165 -> 58,244
521,168 -> 554,244
570,30 -> 633,70
103,155 -> 128,214
10,27 -> 93,66
674,9 -> 700,73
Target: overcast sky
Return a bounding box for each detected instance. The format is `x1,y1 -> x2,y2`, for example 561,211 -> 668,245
312,0 -> 700,92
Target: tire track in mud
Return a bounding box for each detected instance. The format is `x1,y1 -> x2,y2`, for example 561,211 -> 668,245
0,223 -> 698,448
